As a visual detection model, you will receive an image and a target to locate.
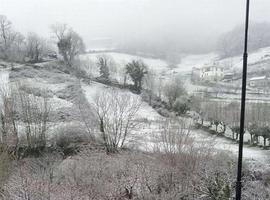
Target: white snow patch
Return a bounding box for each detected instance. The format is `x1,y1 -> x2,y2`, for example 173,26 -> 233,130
82,82 -> 161,121
49,96 -> 73,110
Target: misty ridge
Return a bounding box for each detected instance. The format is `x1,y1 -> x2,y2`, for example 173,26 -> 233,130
2,10 -> 270,64
1,1 -> 270,200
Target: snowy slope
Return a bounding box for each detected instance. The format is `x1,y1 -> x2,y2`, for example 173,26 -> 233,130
82,81 -> 162,121
0,69 -> 9,88
81,47 -> 270,79
219,47 -> 270,72
192,129 -> 270,168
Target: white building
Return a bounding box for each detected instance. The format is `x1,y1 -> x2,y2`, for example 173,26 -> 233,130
192,64 -> 224,82
249,76 -> 269,88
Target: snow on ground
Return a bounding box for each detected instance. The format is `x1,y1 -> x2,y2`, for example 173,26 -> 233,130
19,78 -> 68,93
132,123 -> 270,169
82,80 -> 270,168
192,129 -> 270,168
0,65 -> 74,112
81,51 -> 220,79
0,69 -> 9,87
48,96 -> 73,110
1,56 -> 270,169
82,81 -> 161,121
81,47 -> 270,83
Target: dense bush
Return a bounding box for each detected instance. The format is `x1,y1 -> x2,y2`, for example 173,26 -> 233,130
173,96 -> 190,115
54,125 -> 94,157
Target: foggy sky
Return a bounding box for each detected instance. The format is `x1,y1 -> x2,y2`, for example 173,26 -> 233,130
0,0 -> 270,52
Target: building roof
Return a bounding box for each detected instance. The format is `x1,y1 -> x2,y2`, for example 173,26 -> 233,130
224,72 -> 234,76
200,64 -> 224,70
249,76 -> 267,81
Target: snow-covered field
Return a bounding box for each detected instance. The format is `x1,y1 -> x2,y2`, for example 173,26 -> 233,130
192,129 -> 270,169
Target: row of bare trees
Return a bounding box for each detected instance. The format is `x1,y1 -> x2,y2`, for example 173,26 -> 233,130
0,15 -> 52,63
0,15 -> 85,65
192,96 -> 270,147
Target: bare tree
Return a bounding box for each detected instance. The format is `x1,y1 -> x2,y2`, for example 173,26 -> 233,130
25,32 -> 48,63
159,118 -> 192,158
163,78 -> 187,109
51,23 -> 85,67
8,32 -> 25,62
92,89 -> 141,153
0,15 -> 20,60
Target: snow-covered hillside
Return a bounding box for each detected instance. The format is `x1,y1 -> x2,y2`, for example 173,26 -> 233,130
219,46 -> 270,72
81,81 -> 270,168
81,47 -> 270,79
82,81 -> 161,121
81,52 -> 168,73
81,52 -> 220,75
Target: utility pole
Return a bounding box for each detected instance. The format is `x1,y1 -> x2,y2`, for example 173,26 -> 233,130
236,0 -> 250,199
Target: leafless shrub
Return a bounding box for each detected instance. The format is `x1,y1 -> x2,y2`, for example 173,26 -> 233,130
0,85 -> 18,149
53,124 -> 95,157
158,118 -> 193,156
16,84 -> 51,149
0,144 -> 12,199
5,154 -> 61,200
163,78 -> 187,108
92,89 -> 141,153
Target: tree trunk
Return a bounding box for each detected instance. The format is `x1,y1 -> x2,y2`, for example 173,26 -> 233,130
250,133 -> 253,145
222,124 -> 226,134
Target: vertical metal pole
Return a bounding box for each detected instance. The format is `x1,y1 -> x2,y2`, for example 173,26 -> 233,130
236,0 -> 250,199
